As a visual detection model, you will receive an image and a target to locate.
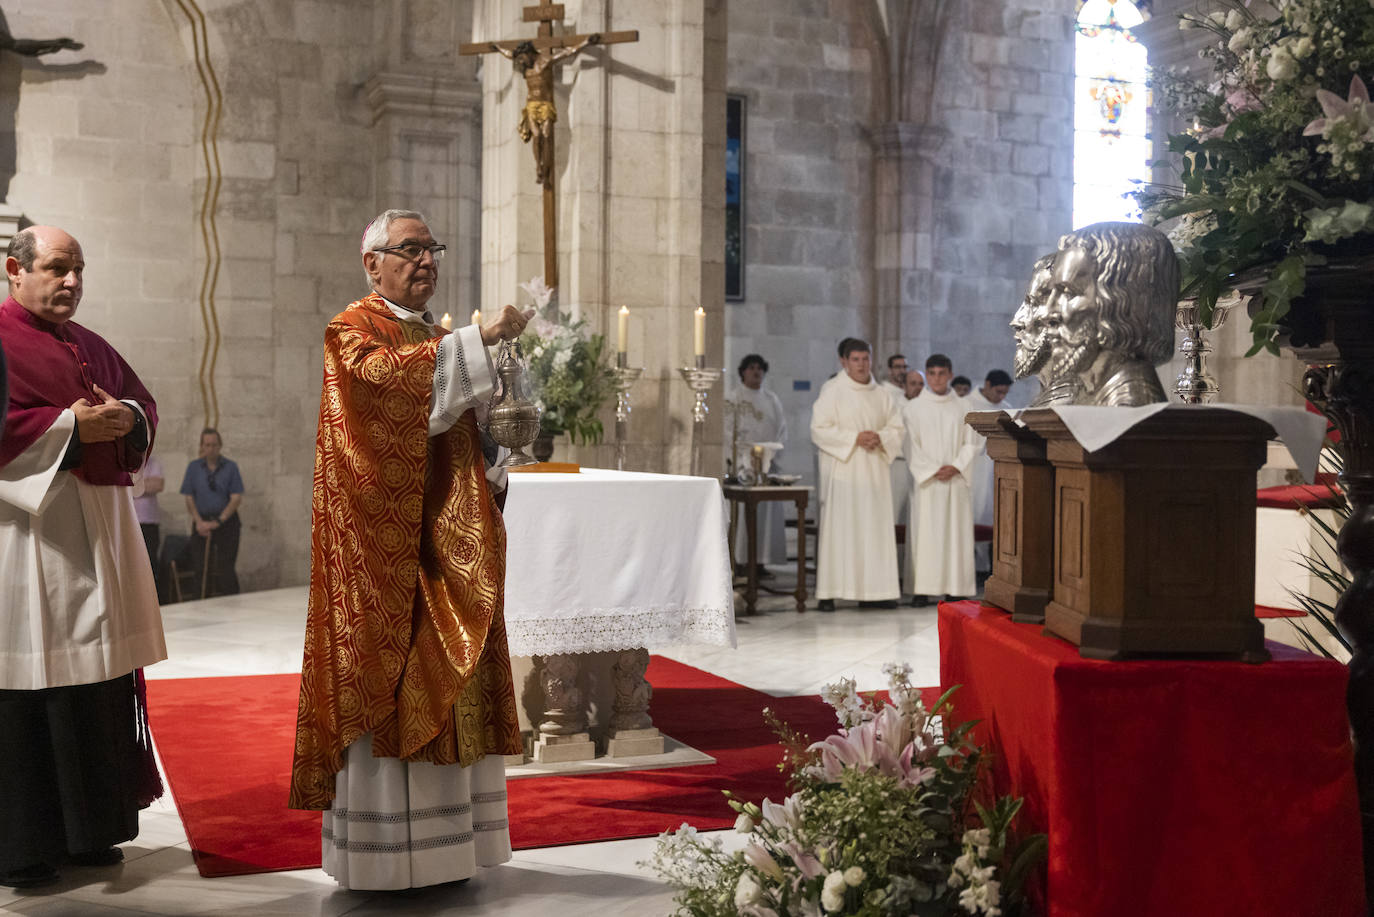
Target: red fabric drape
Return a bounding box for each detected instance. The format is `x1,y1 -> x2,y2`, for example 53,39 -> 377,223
938,600 -> 1362,917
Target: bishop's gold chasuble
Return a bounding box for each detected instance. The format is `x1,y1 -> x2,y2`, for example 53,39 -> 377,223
290,294 -> 521,810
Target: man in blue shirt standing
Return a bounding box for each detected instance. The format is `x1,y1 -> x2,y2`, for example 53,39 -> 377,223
179,427 -> 244,596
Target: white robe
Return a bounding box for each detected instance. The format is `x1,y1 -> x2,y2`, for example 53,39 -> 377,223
880,380 -> 910,538
0,411 -> 166,690
810,374 -> 904,601
962,390 -> 1000,574
727,384 -> 788,565
903,388 -> 981,597
323,303 -> 512,891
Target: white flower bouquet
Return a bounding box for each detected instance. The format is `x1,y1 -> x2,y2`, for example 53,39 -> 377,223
645,664 -> 1045,917
512,277 -> 616,443
1136,0 -> 1374,354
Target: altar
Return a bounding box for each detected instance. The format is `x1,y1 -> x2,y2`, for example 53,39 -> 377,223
501,468 -> 736,763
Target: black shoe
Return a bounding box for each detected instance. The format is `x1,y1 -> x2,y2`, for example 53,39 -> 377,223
68,847 -> 123,867
942,594 -> 963,603
910,594 -> 931,607
858,600 -> 897,609
0,862 -> 59,888
816,599 -> 835,612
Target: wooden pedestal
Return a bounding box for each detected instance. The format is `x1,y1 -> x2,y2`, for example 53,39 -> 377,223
1020,408 -> 1274,661
966,412 -> 1054,622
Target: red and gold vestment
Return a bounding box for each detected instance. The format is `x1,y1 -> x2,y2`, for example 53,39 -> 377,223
290,294 -> 521,810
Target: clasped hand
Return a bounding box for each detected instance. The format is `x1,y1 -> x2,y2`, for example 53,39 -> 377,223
71,385 -> 134,443
480,304 -> 537,346
855,431 -> 881,451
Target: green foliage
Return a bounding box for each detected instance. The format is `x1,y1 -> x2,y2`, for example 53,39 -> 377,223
516,313 -> 616,445
1136,0 -> 1374,355
644,667 -> 1046,916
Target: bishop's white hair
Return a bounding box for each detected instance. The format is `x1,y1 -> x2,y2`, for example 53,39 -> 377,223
360,208 -> 427,288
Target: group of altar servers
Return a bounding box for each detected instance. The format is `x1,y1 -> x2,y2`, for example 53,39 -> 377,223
728,340 -> 1014,610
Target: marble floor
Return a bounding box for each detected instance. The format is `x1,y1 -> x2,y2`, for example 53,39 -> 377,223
0,584 -> 945,917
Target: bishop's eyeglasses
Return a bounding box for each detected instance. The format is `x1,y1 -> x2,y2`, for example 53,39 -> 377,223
373,242 -> 447,261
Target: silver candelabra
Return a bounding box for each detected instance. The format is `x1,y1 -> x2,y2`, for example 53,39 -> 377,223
612,352 -> 643,472
677,355 -> 723,477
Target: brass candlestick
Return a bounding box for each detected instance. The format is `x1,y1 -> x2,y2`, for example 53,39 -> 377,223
487,339 -> 542,466
678,356 -> 722,477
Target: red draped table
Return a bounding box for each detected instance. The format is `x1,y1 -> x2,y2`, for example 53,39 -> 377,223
938,600 -> 1362,917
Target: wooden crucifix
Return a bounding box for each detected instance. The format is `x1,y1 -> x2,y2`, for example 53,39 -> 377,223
461,3 -> 638,291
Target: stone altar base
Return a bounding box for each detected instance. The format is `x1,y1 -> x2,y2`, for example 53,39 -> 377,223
532,732 -> 597,764
607,726 -> 666,757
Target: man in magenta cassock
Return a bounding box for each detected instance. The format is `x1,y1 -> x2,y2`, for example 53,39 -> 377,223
0,225 -> 165,888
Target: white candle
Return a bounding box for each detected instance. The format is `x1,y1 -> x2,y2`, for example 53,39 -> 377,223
471,309 -> 481,327
617,305 -> 629,354
440,312 -> 452,331
693,307 -> 705,357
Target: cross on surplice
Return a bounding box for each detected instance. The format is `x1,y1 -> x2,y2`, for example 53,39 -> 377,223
461,4 -> 638,291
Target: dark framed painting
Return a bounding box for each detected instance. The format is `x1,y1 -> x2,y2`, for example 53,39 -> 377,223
725,93 -> 745,301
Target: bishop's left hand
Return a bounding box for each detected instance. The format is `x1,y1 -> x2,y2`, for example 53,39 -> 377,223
480,304 -> 535,346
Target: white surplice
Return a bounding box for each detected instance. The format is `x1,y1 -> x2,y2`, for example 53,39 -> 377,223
810,374 -> 904,601
880,380 -> 910,541
961,390 -> 999,573
0,411 -> 166,690
323,302 -> 511,890
903,388 -> 982,597
728,383 -> 788,565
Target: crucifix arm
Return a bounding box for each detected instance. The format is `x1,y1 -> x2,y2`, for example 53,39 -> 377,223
0,33 -> 83,56
547,32 -> 599,63
488,42 -> 516,60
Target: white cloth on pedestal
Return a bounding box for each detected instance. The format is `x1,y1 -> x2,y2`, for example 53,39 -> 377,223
323,732 -> 511,891
728,384 -> 788,565
903,388 -> 981,597
810,374 -> 904,602
0,411 -> 166,690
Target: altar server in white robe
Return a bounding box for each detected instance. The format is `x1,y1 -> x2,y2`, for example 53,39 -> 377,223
960,370 -> 1013,574
728,353 -> 788,568
903,354 -> 982,602
878,354 -> 911,552
810,338 -> 904,610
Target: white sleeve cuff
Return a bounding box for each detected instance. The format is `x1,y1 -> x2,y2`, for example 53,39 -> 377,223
0,410 -> 77,515
429,325 -> 496,436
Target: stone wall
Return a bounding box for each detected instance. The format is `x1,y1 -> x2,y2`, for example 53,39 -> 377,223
723,0 -> 1076,478
4,0 -> 484,592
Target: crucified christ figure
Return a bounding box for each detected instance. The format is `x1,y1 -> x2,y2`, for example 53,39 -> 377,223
491,34 -> 601,188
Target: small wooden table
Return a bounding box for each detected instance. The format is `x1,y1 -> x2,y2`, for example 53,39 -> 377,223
722,483 -> 811,615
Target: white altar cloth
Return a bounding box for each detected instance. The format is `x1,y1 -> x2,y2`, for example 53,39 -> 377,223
501,469 -> 737,656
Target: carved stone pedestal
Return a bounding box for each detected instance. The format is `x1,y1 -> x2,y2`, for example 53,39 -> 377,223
533,732 -> 596,764
966,412 -> 1053,623
1021,408 -> 1273,661
606,648 -> 664,756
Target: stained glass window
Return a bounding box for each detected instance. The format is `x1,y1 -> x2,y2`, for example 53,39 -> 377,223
1073,0 -> 1151,227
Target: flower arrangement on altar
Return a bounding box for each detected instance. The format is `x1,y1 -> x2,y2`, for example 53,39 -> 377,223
1134,0 -> 1374,355
645,663 -> 1045,917
513,276 -> 616,444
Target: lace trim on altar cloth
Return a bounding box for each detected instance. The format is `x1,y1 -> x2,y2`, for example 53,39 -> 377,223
504,606 -> 737,657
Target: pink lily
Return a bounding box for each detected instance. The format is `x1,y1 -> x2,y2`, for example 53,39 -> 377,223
778,841 -> 826,879
743,843 -> 786,883
1304,75 -> 1374,140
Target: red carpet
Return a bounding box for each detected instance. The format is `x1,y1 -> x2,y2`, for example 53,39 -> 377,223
147,658 -> 910,878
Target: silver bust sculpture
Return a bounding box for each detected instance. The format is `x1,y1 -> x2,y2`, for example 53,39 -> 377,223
1012,253 -> 1079,408
1040,221 -> 1178,407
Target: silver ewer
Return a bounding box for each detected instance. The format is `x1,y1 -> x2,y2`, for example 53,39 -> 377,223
487,338 -> 542,467
678,356 -> 723,477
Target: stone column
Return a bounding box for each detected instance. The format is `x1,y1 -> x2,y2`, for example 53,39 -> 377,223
475,0 -> 726,473
366,0 -> 483,322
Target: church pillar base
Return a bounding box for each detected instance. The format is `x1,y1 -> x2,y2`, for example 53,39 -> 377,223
532,732 -> 596,764
606,727 -> 665,758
